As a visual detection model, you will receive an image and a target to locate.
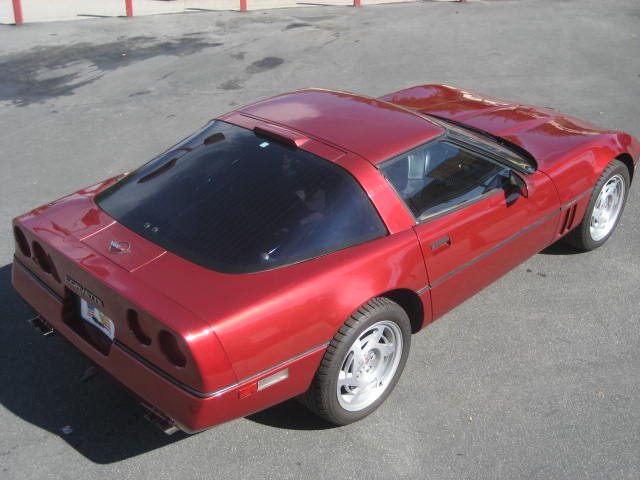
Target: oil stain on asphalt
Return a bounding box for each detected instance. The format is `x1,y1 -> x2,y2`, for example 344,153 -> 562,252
246,57 -> 285,74
219,79 -> 244,91
0,36 -> 222,106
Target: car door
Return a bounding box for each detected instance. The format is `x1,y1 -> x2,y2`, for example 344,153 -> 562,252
380,138 -> 560,320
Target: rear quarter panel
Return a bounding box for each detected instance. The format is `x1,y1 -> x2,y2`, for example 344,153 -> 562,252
134,228 -> 429,382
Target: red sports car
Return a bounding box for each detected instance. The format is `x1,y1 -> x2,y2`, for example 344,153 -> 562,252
11,85 -> 639,433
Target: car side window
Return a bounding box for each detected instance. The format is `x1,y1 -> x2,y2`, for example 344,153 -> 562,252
381,141 -> 507,220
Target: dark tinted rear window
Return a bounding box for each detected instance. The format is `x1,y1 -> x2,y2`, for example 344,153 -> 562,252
96,121 -> 387,273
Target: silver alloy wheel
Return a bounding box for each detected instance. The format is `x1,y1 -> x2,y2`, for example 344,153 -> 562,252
590,174 -> 625,242
337,320 -> 403,412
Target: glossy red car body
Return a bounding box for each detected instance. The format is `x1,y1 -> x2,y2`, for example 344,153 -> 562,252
12,85 -> 639,433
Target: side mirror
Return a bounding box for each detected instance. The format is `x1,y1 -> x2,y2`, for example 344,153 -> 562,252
506,171 -> 531,198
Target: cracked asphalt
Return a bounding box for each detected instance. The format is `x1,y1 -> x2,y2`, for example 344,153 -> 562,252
0,1 -> 639,478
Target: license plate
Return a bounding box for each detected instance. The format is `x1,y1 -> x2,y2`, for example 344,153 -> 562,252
80,298 -> 115,341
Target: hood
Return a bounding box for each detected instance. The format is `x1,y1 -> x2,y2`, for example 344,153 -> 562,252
380,84 -> 614,171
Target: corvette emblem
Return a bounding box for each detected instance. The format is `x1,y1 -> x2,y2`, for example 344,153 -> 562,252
108,240 -> 131,254
66,275 -> 104,307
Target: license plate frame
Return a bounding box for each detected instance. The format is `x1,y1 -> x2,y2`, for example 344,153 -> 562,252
79,298 -> 115,341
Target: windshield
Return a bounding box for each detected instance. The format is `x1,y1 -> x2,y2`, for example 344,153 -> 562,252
424,114 -> 537,173
96,121 -> 387,273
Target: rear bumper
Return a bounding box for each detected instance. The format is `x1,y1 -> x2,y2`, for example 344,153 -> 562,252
12,258 -> 326,433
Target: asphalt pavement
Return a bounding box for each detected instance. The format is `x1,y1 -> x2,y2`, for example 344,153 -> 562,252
0,1 -> 639,479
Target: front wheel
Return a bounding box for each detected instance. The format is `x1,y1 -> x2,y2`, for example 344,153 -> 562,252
302,297 -> 411,425
565,159 -> 630,251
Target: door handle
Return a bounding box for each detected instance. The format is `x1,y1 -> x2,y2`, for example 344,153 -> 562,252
431,235 -> 451,254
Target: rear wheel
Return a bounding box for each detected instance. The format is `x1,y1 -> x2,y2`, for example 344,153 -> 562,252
565,159 -> 630,251
302,297 -> 411,425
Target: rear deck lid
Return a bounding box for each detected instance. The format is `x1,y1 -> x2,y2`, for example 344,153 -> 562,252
81,221 -> 165,272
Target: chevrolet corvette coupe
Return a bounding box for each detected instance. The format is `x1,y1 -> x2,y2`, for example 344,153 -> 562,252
12,85 -> 639,433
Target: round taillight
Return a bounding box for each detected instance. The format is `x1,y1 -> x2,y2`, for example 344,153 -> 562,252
32,241 -> 52,274
158,330 -> 187,367
127,309 -> 151,346
13,226 -> 31,258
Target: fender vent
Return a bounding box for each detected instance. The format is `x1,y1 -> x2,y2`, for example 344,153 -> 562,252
559,204 -> 578,235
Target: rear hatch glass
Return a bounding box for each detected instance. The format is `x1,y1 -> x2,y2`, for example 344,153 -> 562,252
96,121 -> 387,273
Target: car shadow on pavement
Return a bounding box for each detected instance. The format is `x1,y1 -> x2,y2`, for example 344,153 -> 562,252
540,240 -> 582,255
0,263 -> 186,464
0,261 -> 334,462
246,399 -> 335,430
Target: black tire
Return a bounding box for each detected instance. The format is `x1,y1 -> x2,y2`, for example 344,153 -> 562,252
302,297 -> 411,425
565,159 -> 630,251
